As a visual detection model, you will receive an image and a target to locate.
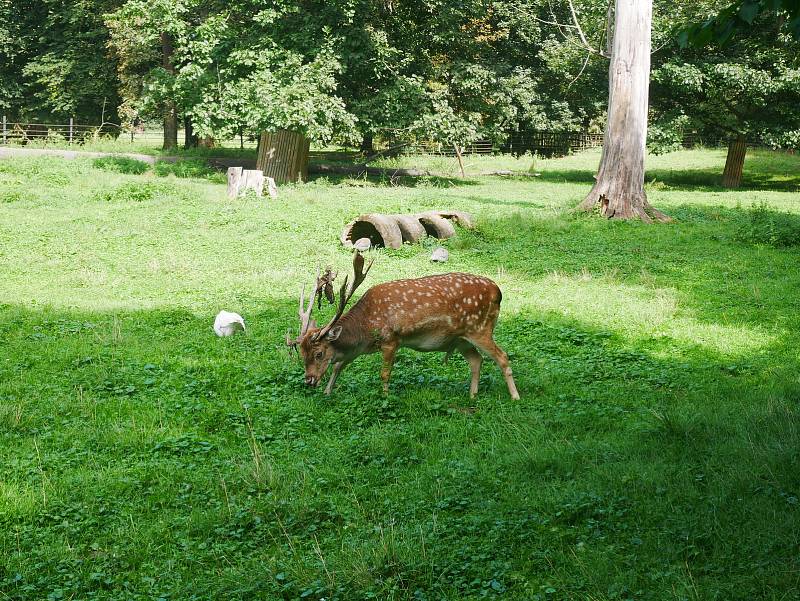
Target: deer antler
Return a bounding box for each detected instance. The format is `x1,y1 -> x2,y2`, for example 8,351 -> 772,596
286,266 -> 320,349
315,266 -> 337,309
315,251 -> 373,340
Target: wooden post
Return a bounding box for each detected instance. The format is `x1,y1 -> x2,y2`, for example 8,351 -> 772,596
256,129 -> 310,184
227,167 -> 243,199
2,115 -> 5,145
69,117 -> 73,144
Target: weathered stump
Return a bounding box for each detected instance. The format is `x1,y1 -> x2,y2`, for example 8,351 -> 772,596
256,129 -> 310,184
227,168 -> 267,198
241,169 -> 264,196
227,167 -> 243,199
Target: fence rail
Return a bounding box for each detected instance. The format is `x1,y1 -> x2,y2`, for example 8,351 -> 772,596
2,118 -> 767,157
0,118 -> 257,149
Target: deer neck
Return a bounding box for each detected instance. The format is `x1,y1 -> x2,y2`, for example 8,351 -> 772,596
329,303 -> 373,358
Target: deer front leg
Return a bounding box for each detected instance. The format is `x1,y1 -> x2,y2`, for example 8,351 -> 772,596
380,342 -> 399,395
324,360 -> 350,395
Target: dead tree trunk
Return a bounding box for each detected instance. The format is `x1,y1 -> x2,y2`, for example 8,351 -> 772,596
577,0 -> 669,223
722,135 -> 747,188
256,130 -> 310,183
161,32 -> 178,151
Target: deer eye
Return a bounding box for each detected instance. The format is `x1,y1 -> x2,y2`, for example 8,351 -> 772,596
314,351 -> 324,360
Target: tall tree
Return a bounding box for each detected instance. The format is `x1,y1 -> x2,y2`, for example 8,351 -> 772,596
0,0 -> 121,124
669,0 -> 800,187
577,0 -> 670,221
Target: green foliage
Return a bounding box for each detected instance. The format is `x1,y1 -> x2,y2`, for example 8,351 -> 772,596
735,200 -> 800,246
647,114 -> 690,154
96,179 -> 184,202
153,158 -> 222,181
0,149 -> 799,599
652,16 -> 800,149
678,0 -> 800,47
93,156 -> 151,174
0,0 -> 121,122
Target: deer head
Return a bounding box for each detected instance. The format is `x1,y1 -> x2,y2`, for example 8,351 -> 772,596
287,251 -> 373,387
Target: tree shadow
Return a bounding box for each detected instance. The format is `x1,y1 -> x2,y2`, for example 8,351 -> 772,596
1,295 -> 798,598
306,171 -> 481,189
530,164 -> 800,192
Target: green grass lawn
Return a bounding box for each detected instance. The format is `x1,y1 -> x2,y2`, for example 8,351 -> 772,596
1,148 -> 799,600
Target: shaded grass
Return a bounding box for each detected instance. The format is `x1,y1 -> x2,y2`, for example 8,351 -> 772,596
0,148 -> 799,600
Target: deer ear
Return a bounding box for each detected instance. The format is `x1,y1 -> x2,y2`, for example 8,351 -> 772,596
326,325 -> 343,341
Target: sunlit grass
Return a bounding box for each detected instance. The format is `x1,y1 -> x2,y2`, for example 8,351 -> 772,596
0,148 -> 799,600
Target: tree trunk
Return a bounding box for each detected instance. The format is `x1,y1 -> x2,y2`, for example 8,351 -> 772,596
360,134 -> 374,154
184,117 -> 198,149
722,135 -> 746,188
161,32 -> 178,151
256,129 -> 310,183
577,0 -> 669,223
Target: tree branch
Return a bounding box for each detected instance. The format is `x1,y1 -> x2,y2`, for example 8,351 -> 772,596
568,0 -> 603,56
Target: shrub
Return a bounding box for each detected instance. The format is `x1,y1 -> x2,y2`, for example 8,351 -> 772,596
735,201 -> 800,247
93,156 -> 151,175
96,181 -> 182,203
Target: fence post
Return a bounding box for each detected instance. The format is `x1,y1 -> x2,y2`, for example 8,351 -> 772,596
69,117 -> 73,144
2,115 -> 5,145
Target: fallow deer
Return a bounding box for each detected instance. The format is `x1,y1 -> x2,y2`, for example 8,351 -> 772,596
286,252 -> 520,400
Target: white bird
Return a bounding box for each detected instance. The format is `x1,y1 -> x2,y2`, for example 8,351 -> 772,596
213,310 -> 246,337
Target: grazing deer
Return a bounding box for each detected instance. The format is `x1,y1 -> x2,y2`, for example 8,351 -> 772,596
286,252 -> 520,400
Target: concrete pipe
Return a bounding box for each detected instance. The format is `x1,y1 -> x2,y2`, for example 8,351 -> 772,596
432,210 -> 475,229
340,213 -> 403,249
416,212 -> 457,240
391,214 -> 427,244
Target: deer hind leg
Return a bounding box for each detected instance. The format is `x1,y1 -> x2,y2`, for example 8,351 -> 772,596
464,334 -> 520,400
324,360 -> 350,395
458,344 -> 483,399
380,342 -> 399,395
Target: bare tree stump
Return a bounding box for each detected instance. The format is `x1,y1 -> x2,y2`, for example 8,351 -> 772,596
227,167 -> 243,199
256,130 -> 310,184
227,168 -> 266,198
266,177 -> 278,199
241,169 -> 264,196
